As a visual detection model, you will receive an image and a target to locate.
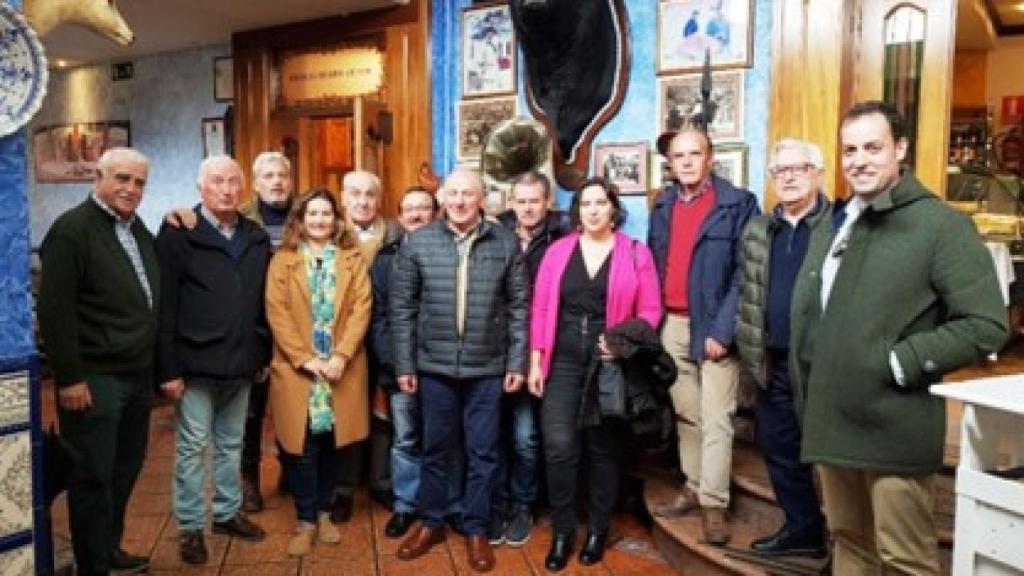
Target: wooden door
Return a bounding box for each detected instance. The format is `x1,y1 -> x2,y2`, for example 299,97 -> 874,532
854,0 -> 956,197
311,116 -> 354,193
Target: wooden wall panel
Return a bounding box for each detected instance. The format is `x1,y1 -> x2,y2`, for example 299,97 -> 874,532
767,0 -> 858,207
952,50 -> 987,109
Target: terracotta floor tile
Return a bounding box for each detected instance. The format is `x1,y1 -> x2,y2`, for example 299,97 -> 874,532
126,491 -> 172,516
378,550 -> 454,576
150,566 -> 221,576
220,559 -> 300,575
300,556 -> 378,576
149,531 -> 231,570
133,471 -> 173,495
224,532 -> 294,564
121,513 -> 169,554
250,502 -> 300,534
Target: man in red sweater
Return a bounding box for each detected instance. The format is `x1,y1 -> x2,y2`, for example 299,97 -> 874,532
647,128 -> 759,546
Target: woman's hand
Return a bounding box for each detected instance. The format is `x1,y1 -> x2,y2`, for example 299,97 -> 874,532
302,358 -> 328,380
324,354 -> 348,380
527,366 -> 545,397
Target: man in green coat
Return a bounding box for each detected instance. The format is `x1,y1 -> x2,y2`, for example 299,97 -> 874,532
38,147 -> 159,575
790,101 -> 1008,574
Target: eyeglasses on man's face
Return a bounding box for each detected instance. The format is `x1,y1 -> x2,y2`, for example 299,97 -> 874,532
769,163 -> 817,178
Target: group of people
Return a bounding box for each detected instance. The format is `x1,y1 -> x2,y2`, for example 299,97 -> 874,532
38,99 -> 1008,576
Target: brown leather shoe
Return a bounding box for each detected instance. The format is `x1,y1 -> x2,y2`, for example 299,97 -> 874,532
702,508 -> 731,546
652,486 -> 700,518
396,524 -> 444,561
465,534 -> 495,572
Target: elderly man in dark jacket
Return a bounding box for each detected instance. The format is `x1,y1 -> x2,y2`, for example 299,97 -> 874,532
647,128 -> 759,546
391,168 -> 528,573
791,101 -> 1007,574
736,138 -> 829,558
156,155 -> 272,565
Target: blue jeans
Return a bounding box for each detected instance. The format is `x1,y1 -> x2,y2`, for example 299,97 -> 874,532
285,428 -> 338,523
492,390 -> 540,516
757,350 -> 824,538
418,374 -> 501,535
390,390 -> 466,516
173,378 -> 250,531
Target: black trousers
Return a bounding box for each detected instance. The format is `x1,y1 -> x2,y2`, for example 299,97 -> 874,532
58,372 -> 151,575
241,378 -> 268,481
757,349 -> 824,538
542,355 -> 622,536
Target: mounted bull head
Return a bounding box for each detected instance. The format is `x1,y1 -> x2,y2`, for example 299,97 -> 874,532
24,0 -> 135,47
511,0 -> 630,189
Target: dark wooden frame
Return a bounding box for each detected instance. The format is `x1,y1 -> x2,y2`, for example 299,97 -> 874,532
213,56 -> 233,102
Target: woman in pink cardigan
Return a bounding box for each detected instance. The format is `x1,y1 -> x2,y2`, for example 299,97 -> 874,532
527,177 -> 662,571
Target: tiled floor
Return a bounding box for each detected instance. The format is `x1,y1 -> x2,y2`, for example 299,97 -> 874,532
44,390 -> 681,576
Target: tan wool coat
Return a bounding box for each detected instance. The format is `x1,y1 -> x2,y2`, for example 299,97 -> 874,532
265,245 -> 372,455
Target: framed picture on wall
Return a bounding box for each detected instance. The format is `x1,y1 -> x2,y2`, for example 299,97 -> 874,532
657,0 -> 753,74
658,70 -> 744,141
202,117 -> 227,158
650,150 -> 673,192
712,145 -> 747,187
462,2 -> 516,98
456,96 -> 517,160
213,56 -> 233,102
593,142 -> 648,195
32,122 -> 131,183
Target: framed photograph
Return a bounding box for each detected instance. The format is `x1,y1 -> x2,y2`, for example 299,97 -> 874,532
456,96 -> 517,160
213,56 -> 233,102
650,151 -> 672,191
658,0 -> 753,74
462,2 -> 516,98
712,145 -> 747,187
593,142 -> 648,195
32,122 -> 131,183
658,70 -> 744,141
202,117 -> 226,158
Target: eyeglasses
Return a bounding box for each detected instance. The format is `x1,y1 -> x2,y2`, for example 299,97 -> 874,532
769,163 -> 817,178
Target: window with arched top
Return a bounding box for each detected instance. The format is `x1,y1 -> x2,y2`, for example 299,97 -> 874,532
884,4 -> 927,167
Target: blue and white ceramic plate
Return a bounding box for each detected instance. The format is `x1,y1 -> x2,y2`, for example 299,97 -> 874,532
0,3 -> 48,137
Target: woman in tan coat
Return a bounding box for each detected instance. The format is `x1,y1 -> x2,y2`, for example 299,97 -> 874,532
265,188 -> 372,556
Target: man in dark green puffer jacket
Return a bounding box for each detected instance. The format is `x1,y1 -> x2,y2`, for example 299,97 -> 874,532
736,138 -> 830,559
790,101 -> 1008,575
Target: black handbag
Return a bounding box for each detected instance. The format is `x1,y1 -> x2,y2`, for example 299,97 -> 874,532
597,359 -> 627,418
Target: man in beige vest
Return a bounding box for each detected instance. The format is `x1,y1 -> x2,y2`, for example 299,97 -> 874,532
331,170 -> 404,521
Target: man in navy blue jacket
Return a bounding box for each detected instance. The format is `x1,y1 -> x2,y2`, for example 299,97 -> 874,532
647,128 -> 759,546
156,156 -> 271,565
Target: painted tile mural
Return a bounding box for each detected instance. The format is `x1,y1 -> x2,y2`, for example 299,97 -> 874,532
0,431 -> 32,539
0,371 -> 29,429
0,545 -> 34,576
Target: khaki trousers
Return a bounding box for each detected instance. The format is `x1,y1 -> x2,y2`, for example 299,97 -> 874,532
661,313 -> 739,508
817,465 -> 940,576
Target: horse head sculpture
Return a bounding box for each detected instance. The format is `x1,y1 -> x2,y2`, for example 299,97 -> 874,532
23,0 -> 135,46
511,0 -> 630,189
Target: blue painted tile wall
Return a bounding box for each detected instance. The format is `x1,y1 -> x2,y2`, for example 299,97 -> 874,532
0,0 -> 32,363
431,0 -> 773,240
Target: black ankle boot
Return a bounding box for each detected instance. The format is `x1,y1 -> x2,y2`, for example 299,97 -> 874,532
545,532 -> 574,572
578,531 -> 607,565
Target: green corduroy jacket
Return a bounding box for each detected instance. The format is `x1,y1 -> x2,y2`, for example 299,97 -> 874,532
789,173 -> 1008,473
